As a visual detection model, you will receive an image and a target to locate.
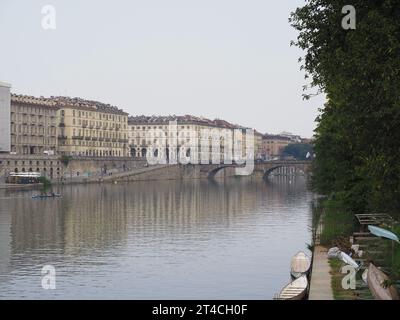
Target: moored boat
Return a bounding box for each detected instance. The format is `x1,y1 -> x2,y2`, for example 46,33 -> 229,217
290,251 -> 311,278
276,275 -> 308,300
367,263 -> 399,300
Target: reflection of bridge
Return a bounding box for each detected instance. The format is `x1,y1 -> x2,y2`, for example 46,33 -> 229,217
200,160 -> 312,180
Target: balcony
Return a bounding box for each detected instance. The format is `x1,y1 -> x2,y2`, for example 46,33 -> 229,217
72,136 -> 84,140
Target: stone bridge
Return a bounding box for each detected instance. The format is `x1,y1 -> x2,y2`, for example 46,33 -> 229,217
75,160 -> 312,183
200,160 -> 312,180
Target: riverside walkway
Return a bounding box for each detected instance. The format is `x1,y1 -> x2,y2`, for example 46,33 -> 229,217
308,215 -> 334,300
308,246 -> 334,300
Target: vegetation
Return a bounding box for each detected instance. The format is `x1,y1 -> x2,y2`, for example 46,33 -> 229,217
291,1 -> 400,284
60,155 -> 72,167
313,198 -> 355,248
290,1 -> 400,216
380,224 -> 400,280
328,258 -> 358,300
282,143 -> 313,160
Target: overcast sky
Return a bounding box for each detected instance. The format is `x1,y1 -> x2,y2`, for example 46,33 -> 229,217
0,0 -> 325,138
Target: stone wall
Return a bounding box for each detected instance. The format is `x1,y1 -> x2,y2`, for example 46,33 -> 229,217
0,155 -> 147,182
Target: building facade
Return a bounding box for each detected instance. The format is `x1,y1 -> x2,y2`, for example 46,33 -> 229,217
10,94 -> 59,155
0,155 -> 64,180
54,97 -> 129,157
128,115 -> 251,163
262,134 -> 293,159
0,82 -> 11,153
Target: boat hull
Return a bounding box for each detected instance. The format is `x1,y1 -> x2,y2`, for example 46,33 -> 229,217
290,251 -> 311,279
277,275 -> 308,300
367,263 -> 399,300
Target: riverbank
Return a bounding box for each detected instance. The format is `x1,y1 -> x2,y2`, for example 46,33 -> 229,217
310,197 -> 400,300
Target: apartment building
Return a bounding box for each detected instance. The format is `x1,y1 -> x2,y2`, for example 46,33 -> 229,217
55,97 -> 129,157
128,115 -> 250,163
10,94 -> 59,155
262,134 -> 293,159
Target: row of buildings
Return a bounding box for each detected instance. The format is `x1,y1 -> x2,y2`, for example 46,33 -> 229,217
0,81 -> 307,161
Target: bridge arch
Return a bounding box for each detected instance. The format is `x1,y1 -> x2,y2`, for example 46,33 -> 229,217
207,164 -> 236,179
262,166 -> 283,180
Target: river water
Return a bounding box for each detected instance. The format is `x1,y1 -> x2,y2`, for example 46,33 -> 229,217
0,176 -> 313,299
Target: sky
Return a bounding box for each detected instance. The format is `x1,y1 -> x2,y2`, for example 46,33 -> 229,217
0,0 -> 325,138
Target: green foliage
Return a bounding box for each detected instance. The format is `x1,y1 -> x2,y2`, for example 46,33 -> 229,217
319,199 -> 355,247
291,1 -> 400,216
60,155 -> 72,167
382,224 -> 400,279
282,143 -> 313,160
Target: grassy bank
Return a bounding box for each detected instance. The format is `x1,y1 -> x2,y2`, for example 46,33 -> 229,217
313,198 -> 355,248
313,198 -> 400,299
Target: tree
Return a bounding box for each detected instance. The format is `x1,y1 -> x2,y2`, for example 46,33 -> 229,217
282,143 -> 314,160
290,1 -> 400,214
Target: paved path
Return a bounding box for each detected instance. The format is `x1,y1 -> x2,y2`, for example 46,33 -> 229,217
308,245 -> 334,300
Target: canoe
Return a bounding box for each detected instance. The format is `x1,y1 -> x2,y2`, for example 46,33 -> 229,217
339,252 -> 359,269
277,275 -> 308,300
367,263 -> 399,300
368,225 -> 400,243
290,251 -> 311,278
32,194 -> 61,199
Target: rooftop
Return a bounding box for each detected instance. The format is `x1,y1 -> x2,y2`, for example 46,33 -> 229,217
11,94 -> 127,115
128,115 -> 244,129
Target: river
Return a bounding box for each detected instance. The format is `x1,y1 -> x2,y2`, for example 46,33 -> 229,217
0,176 -> 313,299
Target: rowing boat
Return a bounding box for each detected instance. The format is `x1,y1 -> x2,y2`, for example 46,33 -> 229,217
276,275 -> 308,300
367,263 -> 399,300
290,251 -> 311,279
32,194 -> 61,199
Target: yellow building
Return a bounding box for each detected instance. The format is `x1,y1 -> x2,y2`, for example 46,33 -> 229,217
55,97 -> 129,157
262,134 -> 292,159
10,94 -> 59,155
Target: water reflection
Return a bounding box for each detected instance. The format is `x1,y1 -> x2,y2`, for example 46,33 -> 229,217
0,177 -> 313,299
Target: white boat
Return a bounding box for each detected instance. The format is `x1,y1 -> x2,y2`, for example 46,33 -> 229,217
367,263 -> 399,300
277,275 -> 308,300
368,225 -> 400,243
339,252 -> 359,269
290,251 -> 311,278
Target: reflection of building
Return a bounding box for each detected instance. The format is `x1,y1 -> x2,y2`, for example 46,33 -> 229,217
0,82 -> 11,153
10,94 -> 59,155
55,97 -> 129,157
262,134 -> 293,159
128,115 -> 252,162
